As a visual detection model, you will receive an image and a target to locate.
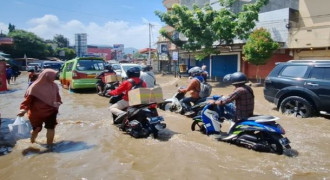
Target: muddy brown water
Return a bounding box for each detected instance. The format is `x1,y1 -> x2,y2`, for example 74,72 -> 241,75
0,72 -> 329,180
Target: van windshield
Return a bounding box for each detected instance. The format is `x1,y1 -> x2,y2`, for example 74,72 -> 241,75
76,60 -> 105,71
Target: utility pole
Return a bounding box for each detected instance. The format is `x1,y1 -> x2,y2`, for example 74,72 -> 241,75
148,23 -> 152,65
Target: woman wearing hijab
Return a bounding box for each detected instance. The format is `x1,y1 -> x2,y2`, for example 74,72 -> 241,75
17,69 -> 62,147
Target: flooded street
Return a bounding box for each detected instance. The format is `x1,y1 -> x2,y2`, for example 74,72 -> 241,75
1,72 -> 330,180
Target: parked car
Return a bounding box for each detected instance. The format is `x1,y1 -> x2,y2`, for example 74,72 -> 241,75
264,60 -> 330,118
26,62 -> 41,72
59,57 -> 105,90
111,63 -> 141,79
41,61 -> 64,72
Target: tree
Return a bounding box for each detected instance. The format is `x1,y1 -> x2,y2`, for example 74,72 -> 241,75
243,28 -> 279,83
56,47 -> 76,60
7,30 -> 49,58
8,23 -> 15,32
53,34 -> 69,48
155,0 -> 269,60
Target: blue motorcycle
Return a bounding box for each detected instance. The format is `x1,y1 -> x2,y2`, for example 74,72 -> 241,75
191,96 -> 291,155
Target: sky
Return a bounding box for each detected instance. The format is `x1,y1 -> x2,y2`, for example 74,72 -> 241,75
0,0 -> 166,50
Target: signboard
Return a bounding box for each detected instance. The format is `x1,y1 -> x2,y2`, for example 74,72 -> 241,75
0,61 -> 8,91
160,44 -> 168,54
172,51 -> 178,61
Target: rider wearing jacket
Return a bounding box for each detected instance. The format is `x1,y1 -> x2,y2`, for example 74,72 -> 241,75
209,72 -> 254,121
108,67 -> 146,123
179,66 -> 204,116
96,64 -> 116,95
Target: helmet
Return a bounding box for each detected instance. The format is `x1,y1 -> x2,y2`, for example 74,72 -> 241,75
223,72 -> 247,85
141,65 -> 152,72
188,66 -> 203,77
105,64 -> 113,71
126,67 -> 140,78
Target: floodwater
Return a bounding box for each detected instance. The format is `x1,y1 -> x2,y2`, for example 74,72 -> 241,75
0,72 -> 330,180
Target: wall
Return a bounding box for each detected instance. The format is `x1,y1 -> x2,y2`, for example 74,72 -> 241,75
243,50 -> 293,80
288,0 -> 330,49
294,49 -> 330,60
256,8 -> 291,48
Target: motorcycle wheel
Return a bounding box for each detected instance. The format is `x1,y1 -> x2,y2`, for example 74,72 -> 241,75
191,121 -> 206,134
163,102 -> 174,111
265,133 -> 285,155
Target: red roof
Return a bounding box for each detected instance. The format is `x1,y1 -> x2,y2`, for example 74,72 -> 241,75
138,48 -> 157,54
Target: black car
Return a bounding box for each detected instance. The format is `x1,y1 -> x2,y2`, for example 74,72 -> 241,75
264,60 -> 330,118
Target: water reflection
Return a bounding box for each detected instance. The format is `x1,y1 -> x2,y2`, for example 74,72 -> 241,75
0,118 -> 16,156
22,141 -> 95,156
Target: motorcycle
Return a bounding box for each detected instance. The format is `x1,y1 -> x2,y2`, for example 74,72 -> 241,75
191,96 -> 291,155
113,103 -> 166,139
97,81 -> 119,97
158,91 -> 207,117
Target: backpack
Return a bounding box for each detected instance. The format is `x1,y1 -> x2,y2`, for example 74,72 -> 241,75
195,77 -> 212,98
128,79 -> 144,89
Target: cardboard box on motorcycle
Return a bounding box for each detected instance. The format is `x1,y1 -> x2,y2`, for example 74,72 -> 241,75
128,87 -> 163,106
105,74 -> 122,83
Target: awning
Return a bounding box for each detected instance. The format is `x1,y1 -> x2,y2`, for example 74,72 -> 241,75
138,48 -> 157,54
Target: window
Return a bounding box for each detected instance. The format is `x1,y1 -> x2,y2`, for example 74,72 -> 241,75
280,65 -> 308,78
66,62 -> 73,71
310,67 -> 330,80
112,64 -> 121,70
76,60 -> 104,71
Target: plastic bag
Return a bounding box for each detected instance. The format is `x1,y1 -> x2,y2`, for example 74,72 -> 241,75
8,116 -> 32,139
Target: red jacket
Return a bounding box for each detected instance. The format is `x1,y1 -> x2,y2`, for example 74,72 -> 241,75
109,77 -> 146,101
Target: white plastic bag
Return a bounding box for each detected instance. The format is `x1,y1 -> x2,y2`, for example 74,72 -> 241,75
8,116 -> 32,139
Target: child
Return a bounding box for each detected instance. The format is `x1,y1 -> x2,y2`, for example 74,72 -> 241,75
28,69 -> 38,86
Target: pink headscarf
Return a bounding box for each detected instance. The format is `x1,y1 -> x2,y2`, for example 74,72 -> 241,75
25,69 -> 61,107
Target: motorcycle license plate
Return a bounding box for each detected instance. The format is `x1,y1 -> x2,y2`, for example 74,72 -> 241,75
279,138 -> 290,146
149,116 -> 164,124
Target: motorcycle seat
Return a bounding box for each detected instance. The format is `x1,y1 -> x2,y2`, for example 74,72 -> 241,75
245,115 -> 279,122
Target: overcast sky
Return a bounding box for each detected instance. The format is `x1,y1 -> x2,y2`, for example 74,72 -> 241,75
0,0 -> 166,49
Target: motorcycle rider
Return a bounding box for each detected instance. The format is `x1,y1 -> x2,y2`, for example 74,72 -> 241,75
209,72 -> 254,121
108,67 -> 146,123
96,64 -> 116,96
140,65 -> 156,88
179,66 -> 205,116
201,65 -> 208,82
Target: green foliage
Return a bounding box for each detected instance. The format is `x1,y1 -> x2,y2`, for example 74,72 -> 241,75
8,23 -> 15,32
155,0 -> 269,60
53,34 -> 69,48
56,47 -> 76,60
243,28 -> 279,65
7,30 -> 48,58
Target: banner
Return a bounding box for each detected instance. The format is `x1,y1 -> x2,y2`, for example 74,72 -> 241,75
0,61 -> 8,91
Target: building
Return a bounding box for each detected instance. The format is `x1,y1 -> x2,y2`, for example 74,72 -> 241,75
75,33 -> 87,57
159,0 -> 303,80
288,0 -> 330,60
113,44 -> 124,61
87,45 -> 112,60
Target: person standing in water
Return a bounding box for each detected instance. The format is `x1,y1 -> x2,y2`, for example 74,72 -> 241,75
17,69 -> 62,148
